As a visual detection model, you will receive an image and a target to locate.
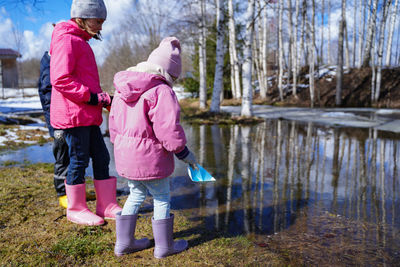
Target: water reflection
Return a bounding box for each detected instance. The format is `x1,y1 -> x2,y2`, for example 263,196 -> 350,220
179,120 -> 400,241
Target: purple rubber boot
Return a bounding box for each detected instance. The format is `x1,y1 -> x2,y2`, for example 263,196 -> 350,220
114,212 -> 151,257
152,214 -> 188,259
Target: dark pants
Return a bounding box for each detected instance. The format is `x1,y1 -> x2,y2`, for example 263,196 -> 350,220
53,130 -> 69,197
64,126 -> 110,185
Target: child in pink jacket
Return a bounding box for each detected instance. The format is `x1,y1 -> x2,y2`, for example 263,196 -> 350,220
50,0 -> 121,226
109,37 -> 197,258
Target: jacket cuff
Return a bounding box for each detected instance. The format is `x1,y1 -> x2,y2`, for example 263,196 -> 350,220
87,93 -> 98,105
175,146 -> 189,160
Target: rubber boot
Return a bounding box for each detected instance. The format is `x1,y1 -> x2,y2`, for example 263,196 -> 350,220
58,195 -> 68,209
152,214 -> 188,258
114,212 -> 151,257
65,183 -> 104,226
94,177 -> 122,219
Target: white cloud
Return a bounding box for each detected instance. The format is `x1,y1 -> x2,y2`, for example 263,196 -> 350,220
0,16 -> 15,48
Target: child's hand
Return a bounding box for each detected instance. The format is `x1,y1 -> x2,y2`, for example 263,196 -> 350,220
88,92 -> 112,107
98,92 -> 111,107
182,151 -> 198,170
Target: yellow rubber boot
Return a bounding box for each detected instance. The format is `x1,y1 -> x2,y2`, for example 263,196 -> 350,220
58,195 -> 68,209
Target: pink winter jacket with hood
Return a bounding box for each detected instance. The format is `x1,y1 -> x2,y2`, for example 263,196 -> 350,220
49,20 -> 103,129
109,65 -> 187,180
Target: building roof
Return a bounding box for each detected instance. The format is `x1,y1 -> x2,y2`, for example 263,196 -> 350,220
0,48 -> 21,59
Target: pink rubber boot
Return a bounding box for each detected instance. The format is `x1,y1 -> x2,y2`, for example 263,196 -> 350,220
65,183 -> 104,226
94,177 -> 122,219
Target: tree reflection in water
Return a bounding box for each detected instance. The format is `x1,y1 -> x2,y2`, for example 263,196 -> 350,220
177,119 -> 400,252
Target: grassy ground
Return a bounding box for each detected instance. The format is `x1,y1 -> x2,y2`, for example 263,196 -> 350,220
0,163 -> 287,266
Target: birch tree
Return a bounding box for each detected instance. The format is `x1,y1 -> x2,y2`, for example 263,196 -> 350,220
352,0 -> 357,67
362,0 -> 379,67
261,2 -> 269,97
327,0 -> 331,65
287,0 -> 294,87
228,0 -> 241,99
320,0 -> 325,65
254,2 -> 265,99
375,0 -> 392,101
292,0 -> 300,97
199,0 -> 207,109
385,0 -> 399,66
210,0 -> 225,112
357,0 -> 364,67
277,0 -> 284,101
299,0 -> 307,67
336,0 -> 346,106
308,0 -> 316,107
241,0 -> 255,117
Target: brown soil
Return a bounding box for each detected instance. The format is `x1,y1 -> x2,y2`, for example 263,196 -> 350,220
254,66 -> 400,108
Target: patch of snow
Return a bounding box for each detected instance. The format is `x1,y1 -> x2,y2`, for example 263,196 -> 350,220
19,125 -> 48,132
376,109 -> 400,115
173,85 -> 191,100
321,112 -> 357,118
0,88 -> 38,98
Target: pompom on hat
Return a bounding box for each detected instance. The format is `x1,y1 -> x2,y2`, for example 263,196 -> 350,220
71,0 -> 107,20
147,37 -> 182,79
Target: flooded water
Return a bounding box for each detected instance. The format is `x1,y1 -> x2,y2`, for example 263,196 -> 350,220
1,114 -> 400,262
181,121 -> 400,230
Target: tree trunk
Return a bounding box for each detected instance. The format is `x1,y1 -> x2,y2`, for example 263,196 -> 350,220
293,0 -> 300,97
277,0 -> 284,101
362,0 -> 379,67
357,0 -> 364,67
210,0 -> 225,112
262,2 -> 269,97
352,0 -> 357,67
344,19 -> 350,68
385,0 -> 399,66
241,0 -> 255,117
371,42 -> 376,102
336,0 -> 346,106
375,0 -> 392,101
308,0 -> 316,107
327,0 -> 331,65
288,0 -> 293,88
321,0 -> 325,65
228,0 -> 241,99
255,2 -> 266,99
199,0 -> 207,109
300,0 -> 307,67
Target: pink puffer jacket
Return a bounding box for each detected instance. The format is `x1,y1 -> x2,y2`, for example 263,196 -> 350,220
49,20 -> 103,129
109,71 -> 187,180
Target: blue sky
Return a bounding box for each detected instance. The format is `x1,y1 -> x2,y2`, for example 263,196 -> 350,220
0,0 -> 136,63
4,0 -> 71,34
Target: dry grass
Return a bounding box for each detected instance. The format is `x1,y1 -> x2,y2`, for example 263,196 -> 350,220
0,163 -> 285,266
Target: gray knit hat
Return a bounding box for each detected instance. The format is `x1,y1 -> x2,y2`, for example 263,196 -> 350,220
70,0 -> 107,19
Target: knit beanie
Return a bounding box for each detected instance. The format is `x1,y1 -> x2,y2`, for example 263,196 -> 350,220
147,37 -> 182,78
71,0 -> 107,19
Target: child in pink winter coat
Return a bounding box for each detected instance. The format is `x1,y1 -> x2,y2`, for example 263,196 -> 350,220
109,37 -> 197,258
49,0 -> 121,226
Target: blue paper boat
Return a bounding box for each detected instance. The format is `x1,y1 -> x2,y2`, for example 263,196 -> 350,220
187,164 -> 216,183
